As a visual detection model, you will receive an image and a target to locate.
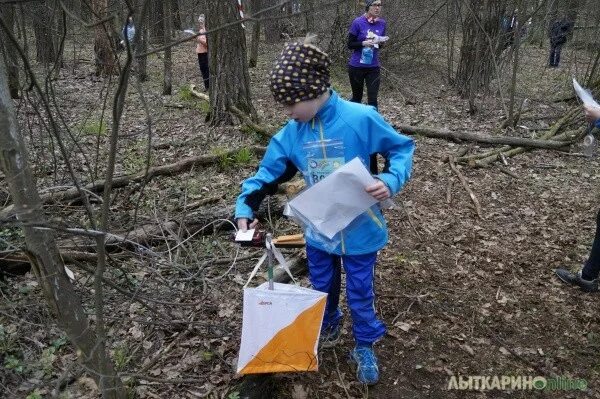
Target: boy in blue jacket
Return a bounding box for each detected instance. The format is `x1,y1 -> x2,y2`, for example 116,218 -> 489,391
235,39 -> 414,385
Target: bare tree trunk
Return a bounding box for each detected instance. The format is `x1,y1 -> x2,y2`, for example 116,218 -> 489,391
150,0 -> 165,44
304,0 -> 316,32
446,0 -> 459,85
18,4 -> 29,58
51,0 -> 64,69
136,4 -> 149,82
206,0 -> 256,125
163,0 -> 173,95
263,1 -> 284,41
455,0 -> 506,112
248,0 -> 261,68
31,2 -> 56,63
0,50 -> 124,399
171,0 -> 182,30
507,2 -> 524,125
327,0 -> 355,64
0,3 -> 20,98
92,0 -> 117,76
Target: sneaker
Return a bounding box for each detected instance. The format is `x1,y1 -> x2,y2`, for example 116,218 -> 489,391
319,324 -> 341,348
349,346 -> 379,385
555,268 -> 599,293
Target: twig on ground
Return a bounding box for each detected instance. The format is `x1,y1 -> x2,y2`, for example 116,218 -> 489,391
332,349 -> 352,399
448,156 -> 483,219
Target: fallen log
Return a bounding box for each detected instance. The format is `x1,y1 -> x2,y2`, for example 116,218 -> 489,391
455,107 -> 582,165
394,124 -> 569,149
2,195 -> 290,268
474,127 -> 586,167
229,105 -> 275,139
189,84 -> 209,102
54,195 -> 288,253
0,249 -> 121,276
0,146 -> 267,220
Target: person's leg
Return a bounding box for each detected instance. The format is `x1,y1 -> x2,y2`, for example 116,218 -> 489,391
198,53 -> 210,91
343,252 -> 384,385
348,66 -> 365,104
364,67 -> 382,173
365,67 -> 381,110
555,44 -> 562,67
306,246 -> 343,334
343,252 -> 385,345
549,44 -> 558,66
582,208 -> 600,280
555,209 -> 600,292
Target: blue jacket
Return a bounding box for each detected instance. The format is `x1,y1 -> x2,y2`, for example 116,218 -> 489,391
235,90 -> 415,255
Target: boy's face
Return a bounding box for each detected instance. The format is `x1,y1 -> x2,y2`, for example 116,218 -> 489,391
283,98 -> 321,123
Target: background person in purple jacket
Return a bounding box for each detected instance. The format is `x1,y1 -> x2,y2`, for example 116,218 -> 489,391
347,0 -> 385,111
348,0 -> 386,173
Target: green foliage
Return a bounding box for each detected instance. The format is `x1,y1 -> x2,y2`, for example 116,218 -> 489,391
79,119 -> 107,136
26,391 -> 43,399
0,324 -> 17,355
39,346 -> 57,375
51,336 -> 68,350
122,141 -> 154,175
113,344 -> 132,371
240,124 -> 255,135
213,147 -> 255,171
213,148 -> 234,170
195,100 -> 210,113
178,85 -> 194,102
4,355 -> 25,373
0,226 -> 24,251
234,147 -> 253,165
201,351 -> 214,361
227,392 -> 240,399
179,85 -> 209,113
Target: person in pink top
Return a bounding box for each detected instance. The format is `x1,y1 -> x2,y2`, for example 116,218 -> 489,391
196,15 -> 209,91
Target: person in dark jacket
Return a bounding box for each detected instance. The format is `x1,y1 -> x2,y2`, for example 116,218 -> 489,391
548,17 -> 573,67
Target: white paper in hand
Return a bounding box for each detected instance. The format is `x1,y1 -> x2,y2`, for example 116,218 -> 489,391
235,229 -> 255,242
573,78 -> 600,108
287,157 -> 378,239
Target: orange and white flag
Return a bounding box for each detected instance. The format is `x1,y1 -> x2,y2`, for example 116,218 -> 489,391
237,282 -> 327,374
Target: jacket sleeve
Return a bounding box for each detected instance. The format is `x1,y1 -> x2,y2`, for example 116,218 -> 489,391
367,110 -> 415,195
235,132 -> 298,220
596,119 -> 600,129
348,33 -> 363,50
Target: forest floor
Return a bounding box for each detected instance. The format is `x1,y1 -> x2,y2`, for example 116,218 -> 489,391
2,36 -> 600,399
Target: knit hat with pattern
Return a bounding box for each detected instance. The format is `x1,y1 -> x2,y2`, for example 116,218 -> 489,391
365,0 -> 377,10
269,42 -> 331,105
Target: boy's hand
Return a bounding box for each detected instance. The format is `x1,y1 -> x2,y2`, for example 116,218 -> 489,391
366,180 -> 391,201
362,40 -> 375,47
237,218 -> 259,232
584,104 -> 600,124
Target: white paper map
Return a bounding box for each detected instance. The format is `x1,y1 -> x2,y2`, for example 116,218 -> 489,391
286,157 -> 379,239
573,78 -> 600,108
